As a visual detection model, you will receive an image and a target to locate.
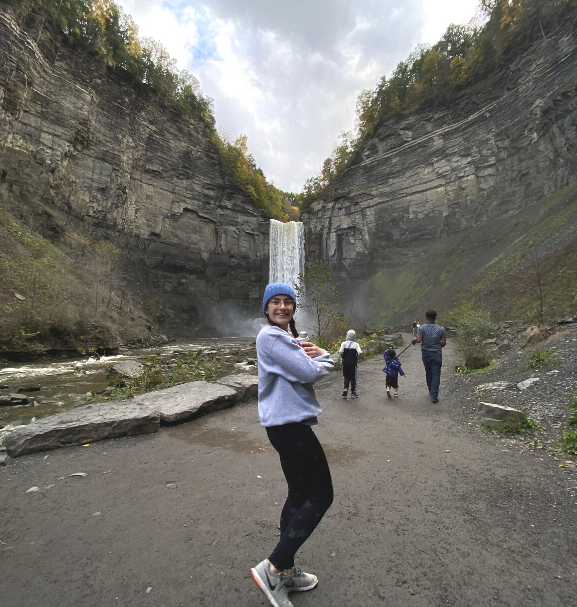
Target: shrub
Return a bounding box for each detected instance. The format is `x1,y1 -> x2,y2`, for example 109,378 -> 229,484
527,349 -> 559,369
561,430 -> 577,455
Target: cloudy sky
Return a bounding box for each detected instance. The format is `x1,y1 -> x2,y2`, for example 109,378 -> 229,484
117,0 -> 481,192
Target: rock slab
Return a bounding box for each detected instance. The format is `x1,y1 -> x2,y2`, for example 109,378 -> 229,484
5,403 -> 160,458
216,374 -> 258,401
4,376 -> 258,457
135,381 -> 238,424
477,402 -> 525,431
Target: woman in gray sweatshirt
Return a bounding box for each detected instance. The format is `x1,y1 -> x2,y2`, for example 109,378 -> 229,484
251,282 -> 334,607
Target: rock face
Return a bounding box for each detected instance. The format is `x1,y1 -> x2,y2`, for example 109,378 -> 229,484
0,7 -> 269,332
304,19 -> 577,324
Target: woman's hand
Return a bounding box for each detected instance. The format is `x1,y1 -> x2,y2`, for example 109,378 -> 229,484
300,341 -> 324,358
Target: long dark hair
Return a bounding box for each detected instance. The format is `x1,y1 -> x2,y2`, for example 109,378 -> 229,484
265,311 -> 299,338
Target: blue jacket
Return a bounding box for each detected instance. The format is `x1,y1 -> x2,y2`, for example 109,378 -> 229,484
383,353 -> 405,378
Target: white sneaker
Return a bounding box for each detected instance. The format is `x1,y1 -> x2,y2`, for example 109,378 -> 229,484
251,559 -> 294,607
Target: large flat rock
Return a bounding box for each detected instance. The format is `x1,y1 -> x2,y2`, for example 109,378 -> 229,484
4,379 -> 250,458
5,403 -> 160,458
215,374 -> 258,401
135,381 -> 238,424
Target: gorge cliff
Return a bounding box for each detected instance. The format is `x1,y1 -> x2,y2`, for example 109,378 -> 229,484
0,5 -> 270,352
304,13 -> 577,327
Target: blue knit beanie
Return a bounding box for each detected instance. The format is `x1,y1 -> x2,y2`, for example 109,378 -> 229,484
262,283 -> 296,312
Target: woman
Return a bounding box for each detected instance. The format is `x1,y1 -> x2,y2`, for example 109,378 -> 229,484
251,283 -> 335,607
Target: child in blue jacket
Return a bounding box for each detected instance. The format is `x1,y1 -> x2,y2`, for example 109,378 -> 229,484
383,348 -> 405,398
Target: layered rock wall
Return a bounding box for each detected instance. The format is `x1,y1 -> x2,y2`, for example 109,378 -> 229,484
0,7 -> 269,331
304,20 -> 577,322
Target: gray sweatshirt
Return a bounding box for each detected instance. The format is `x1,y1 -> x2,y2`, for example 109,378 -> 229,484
256,325 -> 334,427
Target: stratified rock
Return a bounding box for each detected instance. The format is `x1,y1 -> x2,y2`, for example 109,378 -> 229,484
108,361 -> 144,379
517,378 -> 540,391
477,402 -> 525,431
135,381 -> 237,424
303,15 -> 577,325
216,374 -> 258,400
0,393 -> 29,406
5,403 -> 160,458
0,7 -> 269,333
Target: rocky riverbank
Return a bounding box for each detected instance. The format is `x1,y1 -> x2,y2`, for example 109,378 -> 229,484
444,319 -> 577,465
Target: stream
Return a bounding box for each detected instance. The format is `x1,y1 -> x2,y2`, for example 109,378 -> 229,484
0,337 -> 258,434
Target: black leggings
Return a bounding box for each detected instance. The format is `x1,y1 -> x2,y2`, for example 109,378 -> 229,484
265,423 -> 334,571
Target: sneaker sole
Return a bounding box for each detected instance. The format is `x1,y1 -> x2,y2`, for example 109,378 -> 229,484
251,568 -> 289,607
286,579 -> 319,593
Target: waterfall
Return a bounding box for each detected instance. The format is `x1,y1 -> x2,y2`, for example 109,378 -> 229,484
269,219 -> 305,291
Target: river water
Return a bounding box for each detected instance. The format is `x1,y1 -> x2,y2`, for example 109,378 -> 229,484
0,337 -> 257,434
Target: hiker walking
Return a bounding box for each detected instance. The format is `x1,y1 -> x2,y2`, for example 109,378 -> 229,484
383,348 -> 405,398
252,283 -> 335,607
339,329 -> 362,399
412,320 -> 418,336
412,309 -> 447,403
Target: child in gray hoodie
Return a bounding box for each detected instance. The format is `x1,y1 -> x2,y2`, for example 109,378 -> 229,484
339,329 -> 362,399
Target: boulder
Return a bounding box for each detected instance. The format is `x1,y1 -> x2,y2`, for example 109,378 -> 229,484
517,377 -> 540,391
216,374 -> 258,400
477,402 -> 525,431
135,381 -> 237,424
0,393 -> 29,406
108,360 -> 144,379
5,403 -> 160,458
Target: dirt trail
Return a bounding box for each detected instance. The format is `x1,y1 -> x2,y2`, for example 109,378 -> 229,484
1,335 -> 576,607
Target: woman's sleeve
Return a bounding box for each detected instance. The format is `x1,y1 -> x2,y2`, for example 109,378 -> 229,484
266,333 -> 334,383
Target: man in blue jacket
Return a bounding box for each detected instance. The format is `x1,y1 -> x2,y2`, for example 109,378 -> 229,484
412,310 -> 447,403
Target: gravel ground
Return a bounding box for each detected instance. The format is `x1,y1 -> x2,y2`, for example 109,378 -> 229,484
443,321 -> 577,467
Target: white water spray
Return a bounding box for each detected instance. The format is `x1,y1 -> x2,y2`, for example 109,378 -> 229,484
269,219 -> 305,289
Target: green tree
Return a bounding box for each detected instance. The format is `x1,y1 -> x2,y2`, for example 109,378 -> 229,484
295,260 -> 343,346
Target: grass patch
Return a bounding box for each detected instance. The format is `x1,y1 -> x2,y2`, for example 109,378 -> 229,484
454,359 -> 497,375
560,430 -> 577,455
506,415 -> 541,435
526,349 -> 559,370
96,347 -> 256,402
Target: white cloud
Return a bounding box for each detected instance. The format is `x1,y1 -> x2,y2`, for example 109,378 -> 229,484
117,0 -> 480,191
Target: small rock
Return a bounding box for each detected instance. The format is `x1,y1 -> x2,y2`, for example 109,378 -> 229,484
517,378 -> 540,391
26,487 -> 39,493
146,587 -> 153,594
0,394 -> 29,406
69,472 -> 87,478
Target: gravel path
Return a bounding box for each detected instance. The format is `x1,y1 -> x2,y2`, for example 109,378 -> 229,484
1,334 -> 576,607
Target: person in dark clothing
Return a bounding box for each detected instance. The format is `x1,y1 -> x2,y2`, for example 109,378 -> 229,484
412,310 -> 447,403
339,329 -> 362,399
383,348 -> 405,397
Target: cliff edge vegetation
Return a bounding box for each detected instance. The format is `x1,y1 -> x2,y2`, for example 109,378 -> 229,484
300,0 -> 577,210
